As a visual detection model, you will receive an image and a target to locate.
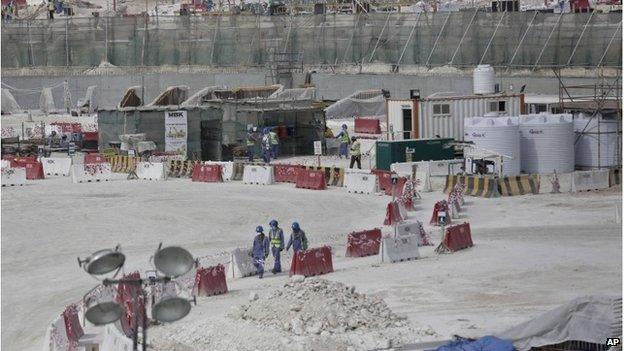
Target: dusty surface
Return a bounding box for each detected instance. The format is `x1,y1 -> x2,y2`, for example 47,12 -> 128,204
1,174 -> 621,350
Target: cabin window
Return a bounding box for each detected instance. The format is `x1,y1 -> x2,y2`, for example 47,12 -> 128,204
489,101 -> 507,113
432,104 -> 450,116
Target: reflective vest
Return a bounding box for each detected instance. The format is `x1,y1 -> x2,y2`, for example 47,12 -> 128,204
246,134 -> 255,147
349,141 -> 361,156
269,131 -> 279,145
269,228 -> 283,247
339,130 -> 350,144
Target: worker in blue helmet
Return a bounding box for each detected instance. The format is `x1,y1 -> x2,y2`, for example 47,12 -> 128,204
335,124 -> 350,159
286,222 -> 308,253
268,220 -> 284,274
252,225 -> 270,278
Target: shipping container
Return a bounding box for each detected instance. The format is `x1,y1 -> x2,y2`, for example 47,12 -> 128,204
375,138 -> 455,171
386,93 -> 524,141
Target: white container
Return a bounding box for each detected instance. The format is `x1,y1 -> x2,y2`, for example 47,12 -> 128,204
518,114 -> 574,174
473,65 -> 496,95
464,117 -> 521,176
574,114 -> 620,168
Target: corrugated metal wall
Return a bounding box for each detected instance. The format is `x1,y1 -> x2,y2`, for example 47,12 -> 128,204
418,95 -> 522,141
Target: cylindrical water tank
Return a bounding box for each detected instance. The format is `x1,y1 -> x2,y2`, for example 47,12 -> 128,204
574,114 -> 620,168
518,114 -> 574,174
473,65 -> 495,95
464,117 -> 521,176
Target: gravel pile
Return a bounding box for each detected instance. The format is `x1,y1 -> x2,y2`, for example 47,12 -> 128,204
231,276 -> 408,337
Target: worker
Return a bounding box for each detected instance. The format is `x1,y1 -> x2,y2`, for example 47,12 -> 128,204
286,222 -> 308,253
48,0 -> 55,19
261,127 -> 271,163
335,124 -> 350,159
246,128 -> 256,162
349,136 -> 361,169
252,226 -> 270,279
59,134 -> 69,151
268,219 -> 284,274
269,127 -> 280,158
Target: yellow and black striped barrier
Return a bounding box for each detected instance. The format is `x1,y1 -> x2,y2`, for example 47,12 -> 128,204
444,175 -> 466,194
464,176 -> 500,198
305,166 -> 345,187
168,160 -> 202,178
498,175 -> 538,196
106,155 -> 141,173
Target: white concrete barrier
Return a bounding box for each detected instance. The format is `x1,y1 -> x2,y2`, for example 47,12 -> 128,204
1,167 -> 26,187
227,248 -> 257,278
345,171 -> 378,194
572,170 -> 610,192
41,157 -> 72,176
538,173 -> 573,193
100,325 -> 133,351
42,313 -> 69,351
71,163 -> 112,183
136,162 -> 168,181
379,235 -> 420,263
242,165 -> 274,185
205,161 -> 234,181
395,221 -> 425,245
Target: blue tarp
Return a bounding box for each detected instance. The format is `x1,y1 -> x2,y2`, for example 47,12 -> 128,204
432,336 -> 515,351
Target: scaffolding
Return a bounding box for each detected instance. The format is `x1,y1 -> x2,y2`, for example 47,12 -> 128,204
1,12 -> 621,69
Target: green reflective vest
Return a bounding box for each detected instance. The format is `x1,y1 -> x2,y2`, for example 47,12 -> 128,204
340,131 -> 350,144
269,131 -> 279,145
246,134 -> 255,146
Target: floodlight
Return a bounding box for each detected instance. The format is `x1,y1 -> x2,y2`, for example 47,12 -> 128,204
84,300 -> 123,325
152,296 -> 192,323
78,246 -> 125,275
153,245 -> 194,277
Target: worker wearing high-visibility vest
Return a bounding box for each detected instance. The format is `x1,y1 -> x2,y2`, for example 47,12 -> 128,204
268,220 -> 284,274
246,128 -> 256,162
269,128 -> 280,158
335,124 -> 350,159
349,136 -> 362,169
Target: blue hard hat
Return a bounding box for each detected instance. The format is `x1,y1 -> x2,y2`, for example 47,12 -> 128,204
256,225 -> 264,233
269,220 -> 278,227
291,222 -> 300,231
341,124 -> 347,129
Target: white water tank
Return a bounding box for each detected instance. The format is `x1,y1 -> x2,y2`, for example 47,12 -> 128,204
574,114 -> 620,168
464,117 -> 521,176
473,65 -> 495,95
518,114 -> 574,174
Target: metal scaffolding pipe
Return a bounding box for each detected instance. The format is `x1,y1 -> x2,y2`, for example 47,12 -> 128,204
567,10 -> 596,66
425,12 -> 451,66
479,12 -> 506,65
449,8 -> 479,65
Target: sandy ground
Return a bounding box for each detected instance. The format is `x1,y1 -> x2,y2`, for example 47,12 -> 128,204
1,174 -> 621,350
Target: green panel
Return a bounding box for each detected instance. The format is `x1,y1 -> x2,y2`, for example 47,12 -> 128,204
375,138 -> 454,171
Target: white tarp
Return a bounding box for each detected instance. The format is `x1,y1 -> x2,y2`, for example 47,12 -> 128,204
1,89 -> 21,114
324,90 -> 386,119
39,87 -> 56,114
498,295 -> 622,351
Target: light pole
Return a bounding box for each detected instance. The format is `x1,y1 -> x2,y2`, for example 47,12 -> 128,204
78,243 -> 197,351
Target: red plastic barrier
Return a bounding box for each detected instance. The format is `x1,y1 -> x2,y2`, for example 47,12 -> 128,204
372,170 -> 393,191
192,164 -> 223,182
384,176 -> 407,197
354,118 -> 381,134
345,228 -> 382,257
116,272 -> 145,338
383,201 -> 403,225
295,169 -> 327,190
51,122 -> 82,133
274,164 -> 304,183
193,264 -> 228,296
441,222 -> 473,252
4,156 -> 37,167
429,200 -> 451,226
62,304 -> 84,350
84,153 -> 107,164
290,246 -> 333,277
82,132 -> 99,141
14,160 -> 44,180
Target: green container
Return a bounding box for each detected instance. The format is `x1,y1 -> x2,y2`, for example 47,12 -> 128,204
375,138 -> 455,171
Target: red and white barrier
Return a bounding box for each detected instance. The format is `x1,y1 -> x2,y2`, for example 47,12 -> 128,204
384,176 -> 407,197
290,246 -> 333,277
193,264 -> 228,296
71,163 -> 112,183
192,164 -> 223,183
379,235 -> 420,263
243,165 -> 274,185
384,201 -> 403,225
116,272 -> 146,338
204,161 -> 235,181
41,157 -> 72,176
429,200 -> 451,226
136,162 -> 168,181
345,229 -> 382,257
14,160 -> 45,180
372,170 -> 393,192
1,167 -> 26,187
274,164 -> 304,183
62,304 -> 85,351
227,248 -> 257,278
295,169 -> 327,190
345,170 -> 378,194
436,222 -> 473,253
